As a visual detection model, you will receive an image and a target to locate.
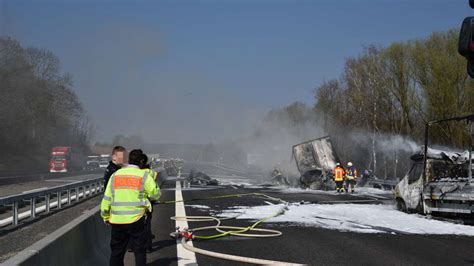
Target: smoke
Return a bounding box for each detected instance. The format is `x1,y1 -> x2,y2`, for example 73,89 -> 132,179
344,130 -> 421,178
217,103 -> 324,177
349,131 -> 420,155
375,134 -> 420,154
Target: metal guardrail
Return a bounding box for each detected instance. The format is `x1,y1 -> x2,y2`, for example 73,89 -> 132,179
0,177 -> 104,227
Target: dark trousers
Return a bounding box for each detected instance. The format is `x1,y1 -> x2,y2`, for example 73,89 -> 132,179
145,211 -> 153,249
346,179 -> 355,192
110,216 -> 146,266
335,181 -> 344,191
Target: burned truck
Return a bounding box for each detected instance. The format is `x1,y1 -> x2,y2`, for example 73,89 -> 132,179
395,115 -> 474,217
292,136 -> 339,190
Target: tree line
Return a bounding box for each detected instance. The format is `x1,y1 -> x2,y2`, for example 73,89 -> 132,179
0,37 -> 91,171
265,29 -> 474,178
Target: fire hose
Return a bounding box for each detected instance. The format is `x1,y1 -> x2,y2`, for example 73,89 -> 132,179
159,193 -> 306,265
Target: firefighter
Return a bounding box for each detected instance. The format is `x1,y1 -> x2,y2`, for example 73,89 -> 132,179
345,162 -> 358,193
101,149 -> 161,266
333,163 -> 345,193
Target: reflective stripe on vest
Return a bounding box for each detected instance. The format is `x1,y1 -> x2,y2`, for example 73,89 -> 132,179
111,200 -> 150,207
138,171 -> 149,201
149,190 -> 161,200
110,173 -> 116,200
111,209 -> 144,215
103,195 -> 112,201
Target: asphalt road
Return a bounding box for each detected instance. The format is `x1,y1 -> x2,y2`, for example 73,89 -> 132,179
0,173 -> 101,198
0,169 -> 103,186
126,176 -> 474,266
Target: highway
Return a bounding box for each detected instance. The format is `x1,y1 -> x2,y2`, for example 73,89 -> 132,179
128,173 -> 474,265
1,163 -> 473,265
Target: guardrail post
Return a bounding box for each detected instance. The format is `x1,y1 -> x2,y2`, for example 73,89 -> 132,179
67,190 -> 71,205
12,202 -> 18,226
75,187 -> 79,202
57,191 -> 62,209
45,194 -> 50,213
31,197 -> 36,219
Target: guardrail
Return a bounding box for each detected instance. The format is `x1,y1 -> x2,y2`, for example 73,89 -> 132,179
0,177 -> 104,228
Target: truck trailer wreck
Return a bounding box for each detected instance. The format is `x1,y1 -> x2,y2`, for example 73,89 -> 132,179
292,136 -> 339,190
395,114 -> 474,217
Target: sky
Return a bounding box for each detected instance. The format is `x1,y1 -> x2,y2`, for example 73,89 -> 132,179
0,0 -> 471,144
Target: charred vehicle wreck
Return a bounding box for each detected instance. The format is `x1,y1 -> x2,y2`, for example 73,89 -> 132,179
292,136 -> 339,190
395,115 -> 474,217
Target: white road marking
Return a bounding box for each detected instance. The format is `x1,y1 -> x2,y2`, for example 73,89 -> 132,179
175,180 -> 198,265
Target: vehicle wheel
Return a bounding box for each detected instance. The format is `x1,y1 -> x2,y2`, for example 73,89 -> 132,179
415,201 -> 424,214
310,181 -> 322,190
396,199 -> 407,213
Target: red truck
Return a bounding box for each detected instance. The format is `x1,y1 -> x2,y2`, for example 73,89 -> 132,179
49,147 -> 71,172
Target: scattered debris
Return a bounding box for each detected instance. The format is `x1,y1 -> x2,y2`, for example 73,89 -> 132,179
187,170 -> 219,186
270,167 -> 290,186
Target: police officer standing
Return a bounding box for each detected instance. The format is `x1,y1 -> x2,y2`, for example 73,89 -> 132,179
103,146 -> 127,186
101,149 -> 161,266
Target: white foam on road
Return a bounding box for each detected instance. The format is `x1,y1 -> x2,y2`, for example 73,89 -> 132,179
186,204 -> 210,209
217,203 -> 474,236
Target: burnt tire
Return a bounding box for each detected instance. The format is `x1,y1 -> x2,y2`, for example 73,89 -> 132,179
309,181 -> 322,190
396,198 -> 407,213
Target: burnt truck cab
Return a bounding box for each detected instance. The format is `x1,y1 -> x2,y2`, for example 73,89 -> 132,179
395,148 -> 474,215
293,136 -> 339,190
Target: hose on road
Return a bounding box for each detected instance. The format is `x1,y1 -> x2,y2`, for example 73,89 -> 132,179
167,192 -> 306,265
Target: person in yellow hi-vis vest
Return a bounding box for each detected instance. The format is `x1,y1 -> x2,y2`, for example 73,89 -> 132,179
138,153 -> 160,253
101,149 -> 160,266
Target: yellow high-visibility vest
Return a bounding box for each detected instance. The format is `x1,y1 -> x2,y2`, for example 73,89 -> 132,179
100,165 -> 161,224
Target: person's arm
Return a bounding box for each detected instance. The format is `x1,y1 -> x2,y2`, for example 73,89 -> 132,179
100,174 -> 114,223
145,175 -> 161,202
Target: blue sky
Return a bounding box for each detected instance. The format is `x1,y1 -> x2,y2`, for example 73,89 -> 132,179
1,0 -> 471,143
